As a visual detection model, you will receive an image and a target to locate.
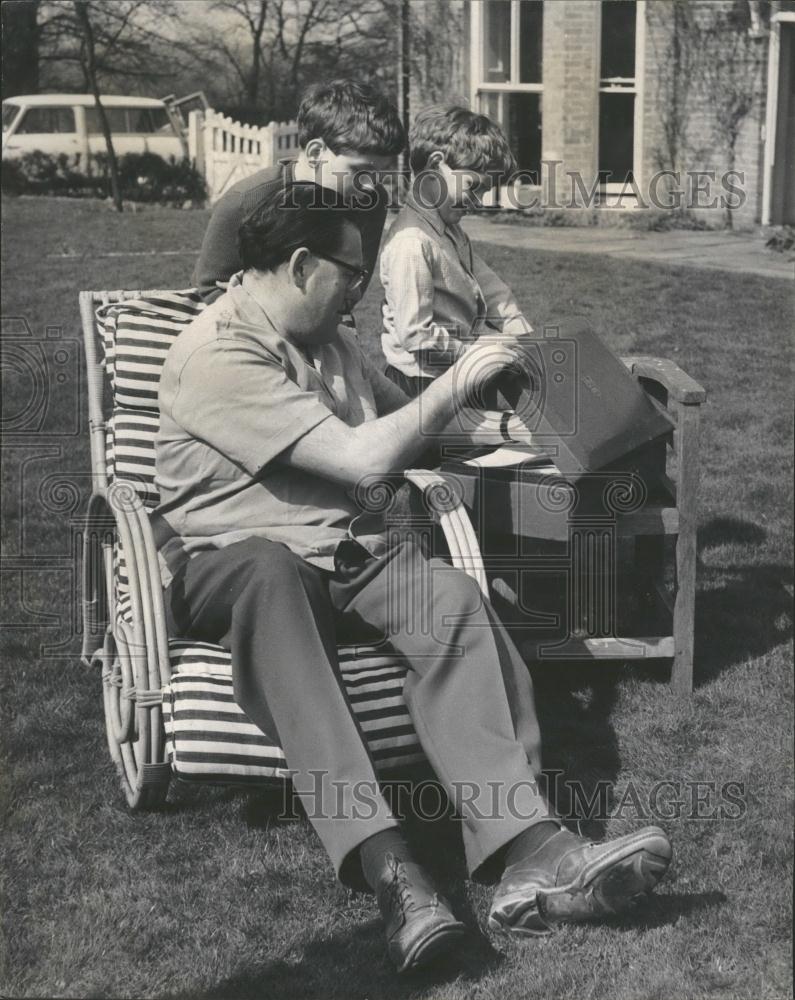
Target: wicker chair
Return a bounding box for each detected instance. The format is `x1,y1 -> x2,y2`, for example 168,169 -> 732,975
79,288 -> 705,811
78,288 -> 489,810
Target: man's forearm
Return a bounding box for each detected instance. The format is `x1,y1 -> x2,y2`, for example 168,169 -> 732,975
281,341 -> 525,486
346,366 -> 462,472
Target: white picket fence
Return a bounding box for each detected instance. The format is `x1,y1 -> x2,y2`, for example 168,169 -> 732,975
188,109 -> 300,203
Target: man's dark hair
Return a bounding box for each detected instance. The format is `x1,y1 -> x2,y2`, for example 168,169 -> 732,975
238,182 -> 358,273
297,79 -> 406,157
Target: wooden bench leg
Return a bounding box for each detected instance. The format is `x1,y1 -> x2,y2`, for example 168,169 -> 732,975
672,401 -> 701,694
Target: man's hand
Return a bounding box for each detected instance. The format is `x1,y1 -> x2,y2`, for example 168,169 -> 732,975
451,339 -> 528,409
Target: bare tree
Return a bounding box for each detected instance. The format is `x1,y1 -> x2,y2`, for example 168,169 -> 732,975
205,0 -> 270,108
186,0 -> 398,123
33,1 -> 184,211
73,1 -> 123,211
38,1 -> 182,92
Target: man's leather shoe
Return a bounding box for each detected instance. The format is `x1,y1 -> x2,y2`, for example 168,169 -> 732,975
488,825 -> 672,936
376,853 -> 466,973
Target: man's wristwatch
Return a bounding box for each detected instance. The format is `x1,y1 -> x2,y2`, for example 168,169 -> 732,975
500,410 -> 515,443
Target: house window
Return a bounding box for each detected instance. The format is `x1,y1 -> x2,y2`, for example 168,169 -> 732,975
598,0 -> 639,187
473,0 -> 543,185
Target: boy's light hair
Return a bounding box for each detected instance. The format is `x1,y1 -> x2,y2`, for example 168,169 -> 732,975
409,105 -> 516,178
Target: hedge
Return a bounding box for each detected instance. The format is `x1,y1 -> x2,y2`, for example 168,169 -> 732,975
1,150 -> 206,205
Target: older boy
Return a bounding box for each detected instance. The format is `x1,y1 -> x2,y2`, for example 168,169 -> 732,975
381,105 -> 530,397
194,78 -> 405,303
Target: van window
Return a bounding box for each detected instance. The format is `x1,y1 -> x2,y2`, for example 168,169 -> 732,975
2,103 -> 20,131
85,106 -> 172,134
15,107 -> 76,134
129,107 -> 172,133
85,107 -> 129,134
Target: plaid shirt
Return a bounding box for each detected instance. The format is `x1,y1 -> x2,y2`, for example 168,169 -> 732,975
379,191 -> 532,378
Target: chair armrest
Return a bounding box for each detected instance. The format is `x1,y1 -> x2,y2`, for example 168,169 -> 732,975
403,470 -> 489,597
621,355 -> 706,405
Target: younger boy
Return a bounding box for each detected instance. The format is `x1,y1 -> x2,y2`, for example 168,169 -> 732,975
194,79 -> 405,303
380,105 -> 530,397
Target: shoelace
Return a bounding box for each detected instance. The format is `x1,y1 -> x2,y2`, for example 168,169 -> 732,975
384,853 -> 439,914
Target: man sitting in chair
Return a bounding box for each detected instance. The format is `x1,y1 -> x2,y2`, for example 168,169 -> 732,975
153,182 -> 672,974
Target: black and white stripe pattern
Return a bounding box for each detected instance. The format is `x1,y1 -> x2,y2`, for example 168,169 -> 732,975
163,645 -> 425,783
97,291 -> 204,408
110,409 -> 160,507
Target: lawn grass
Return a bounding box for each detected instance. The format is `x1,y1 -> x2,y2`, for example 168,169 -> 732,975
1,196 -> 793,1000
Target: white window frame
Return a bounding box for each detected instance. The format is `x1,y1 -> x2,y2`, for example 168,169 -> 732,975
470,0 -> 544,202
762,11 -> 795,224
596,0 -> 646,203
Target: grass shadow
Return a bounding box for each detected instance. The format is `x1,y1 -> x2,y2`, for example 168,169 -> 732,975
531,662 -> 623,841
694,516 -> 793,686
605,889 -> 728,932
166,916 -> 503,1000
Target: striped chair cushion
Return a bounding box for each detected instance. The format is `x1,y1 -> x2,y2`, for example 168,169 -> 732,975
109,409 -> 160,508
97,290 -> 204,411
163,643 -> 424,783
108,409 -> 160,620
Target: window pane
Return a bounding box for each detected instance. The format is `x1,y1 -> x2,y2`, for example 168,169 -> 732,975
505,92 -> 542,183
108,108 -> 131,132
599,91 -> 634,182
519,0 -> 543,83
480,91 -> 501,122
128,108 -> 154,132
16,108 -> 46,133
86,107 -> 131,134
601,0 -> 636,79
53,108 -> 76,133
16,107 -> 75,134
150,107 -> 172,133
484,0 -> 511,83
3,103 -> 21,130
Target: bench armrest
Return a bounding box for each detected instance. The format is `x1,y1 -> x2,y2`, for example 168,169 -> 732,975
621,355 -> 707,405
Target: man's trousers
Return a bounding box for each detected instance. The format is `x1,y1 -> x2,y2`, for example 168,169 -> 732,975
163,536 -> 552,887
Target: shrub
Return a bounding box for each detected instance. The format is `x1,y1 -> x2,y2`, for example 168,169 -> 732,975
1,151 -> 102,197
1,150 -> 206,205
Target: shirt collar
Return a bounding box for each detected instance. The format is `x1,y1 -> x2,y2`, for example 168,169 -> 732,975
227,272 -> 327,372
228,271 -> 279,332
403,186 -> 472,256
404,187 -> 448,238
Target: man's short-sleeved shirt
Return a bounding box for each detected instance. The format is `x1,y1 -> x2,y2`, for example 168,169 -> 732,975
154,273 -> 406,584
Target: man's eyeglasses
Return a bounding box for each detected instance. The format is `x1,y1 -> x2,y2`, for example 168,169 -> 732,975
314,252 -> 369,294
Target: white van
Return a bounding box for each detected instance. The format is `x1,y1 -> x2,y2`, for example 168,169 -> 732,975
2,94 -> 186,163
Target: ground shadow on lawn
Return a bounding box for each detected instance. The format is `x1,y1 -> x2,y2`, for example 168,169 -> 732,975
693,516 -> 793,687
166,924 -> 502,1000
607,889 -> 728,933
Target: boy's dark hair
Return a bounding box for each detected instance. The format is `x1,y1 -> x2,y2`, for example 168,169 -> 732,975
409,105 -> 516,177
297,79 -> 406,157
238,182 -> 357,273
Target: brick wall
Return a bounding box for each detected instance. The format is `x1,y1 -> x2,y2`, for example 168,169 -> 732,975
642,0 -> 767,227
406,0 -> 769,227
541,0 -> 602,206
